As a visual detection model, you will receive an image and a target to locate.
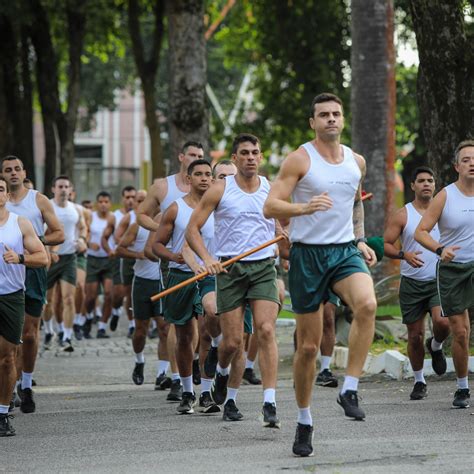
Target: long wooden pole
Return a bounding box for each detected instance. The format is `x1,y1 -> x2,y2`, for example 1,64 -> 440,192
150,235 -> 284,302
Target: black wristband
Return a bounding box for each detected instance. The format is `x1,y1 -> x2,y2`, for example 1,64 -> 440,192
435,246 -> 444,256
18,254 -> 25,264
39,235 -> 46,244
355,237 -> 367,245
398,250 -> 405,260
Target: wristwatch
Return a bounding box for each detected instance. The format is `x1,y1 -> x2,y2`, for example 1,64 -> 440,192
435,246 -> 444,256
18,254 -> 25,264
355,237 -> 367,245
398,250 -> 405,260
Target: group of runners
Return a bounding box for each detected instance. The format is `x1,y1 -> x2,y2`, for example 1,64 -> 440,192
0,92 -> 472,458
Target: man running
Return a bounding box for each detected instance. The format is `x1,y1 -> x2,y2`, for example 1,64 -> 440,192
186,134 -> 282,428
415,140 -> 474,408
0,176 -> 48,436
263,93 -> 377,456
2,156 -> 64,414
385,166 -> 450,400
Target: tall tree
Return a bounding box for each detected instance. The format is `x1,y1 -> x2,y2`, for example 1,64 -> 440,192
350,0 -> 396,242
408,0 -> 474,185
167,0 -> 208,169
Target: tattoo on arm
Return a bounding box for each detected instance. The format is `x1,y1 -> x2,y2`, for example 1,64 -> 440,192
353,197 -> 365,239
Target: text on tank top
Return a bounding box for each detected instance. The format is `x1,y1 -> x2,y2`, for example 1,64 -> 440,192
0,213 -> 25,294
400,203 -> 440,281
132,225 -> 161,280
289,143 -> 361,244
87,212 -> 109,257
51,200 -> 79,255
160,175 -> 187,213
439,183 -> 474,263
214,175 -> 276,260
6,189 -> 44,237
168,198 -> 194,272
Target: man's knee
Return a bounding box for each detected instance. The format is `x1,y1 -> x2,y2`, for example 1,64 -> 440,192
353,296 -> 377,319
297,341 -> 319,359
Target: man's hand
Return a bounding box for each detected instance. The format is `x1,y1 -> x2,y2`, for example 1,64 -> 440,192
357,242 -> 377,268
172,253 -> 185,265
136,251 -> 146,260
50,252 -> 59,264
404,251 -> 424,268
302,192 -> 333,215
3,244 -> 20,264
203,257 -> 227,275
441,246 -> 460,263
89,242 -> 100,251
76,239 -> 87,254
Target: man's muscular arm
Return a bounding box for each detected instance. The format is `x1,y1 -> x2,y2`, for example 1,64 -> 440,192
101,214 -> 116,256
136,178 -> 166,231
37,193 -> 64,245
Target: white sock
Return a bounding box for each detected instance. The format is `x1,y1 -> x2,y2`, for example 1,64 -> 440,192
431,338 -> 443,351
181,375 -> 193,393
457,377 -> 469,389
87,312 -> 94,321
96,306 -> 102,317
21,372 -> 33,390
297,407 -> 312,426
112,308 -> 120,317
193,353 -> 199,361
129,320 -> 136,329
211,334 -> 222,348
263,388 -> 276,405
320,355 -> 331,371
201,378 -> 212,393
245,358 -> 255,370
414,369 -> 425,384
225,387 -> 238,403
157,360 -> 170,376
171,373 -> 180,381
151,319 -> 157,330
0,405 -> 9,414
57,322 -> 64,333
44,319 -> 54,335
216,363 -> 229,376
73,313 -> 81,325
78,315 -> 86,326
135,352 -> 145,364
341,375 -> 359,394
63,328 -> 73,341
98,322 -> 107,331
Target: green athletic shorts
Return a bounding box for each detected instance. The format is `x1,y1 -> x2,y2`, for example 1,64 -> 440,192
0,290 -> 25,345
399,276 -> 440,324
164,269 -> 202,326
289,242 -> 370,314
132,276 -> 163,320
197,275 -> 216,301
437,261 -> 474,317
216,258 -> 279,314
47,254 -> 77,288
25,267 -> 47,317
86,256 -> 113,283
77,252 -> 87,272
112,258 -> 121,285
244,305 -> 253,334
121,258 -> 135,286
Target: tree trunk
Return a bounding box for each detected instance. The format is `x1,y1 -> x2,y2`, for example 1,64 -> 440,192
409,0 -> 474,185
167,0 -> 208,171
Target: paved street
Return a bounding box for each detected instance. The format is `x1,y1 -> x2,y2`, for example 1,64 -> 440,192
3,321 -> 473,473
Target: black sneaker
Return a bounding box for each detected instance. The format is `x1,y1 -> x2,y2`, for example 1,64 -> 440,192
243,368 -> 262,385
292,423 -> 314,457
148,327 -> 158,339
43,332 -> 54,350
337,390 -> 365,420
425,337 -> 447,376
110,314 -> 120,332
193,359 -> 201,385
127,327 -> 135,339
155,373 -> 172,391
262,402 -> 281,428
20,388 -> 36,414
316,369 -> 338,388
204,346 -> 218,378
97,328 -> 110,339
210,373 -> 228,405
12,390 -> 21,408
57,331 -> 64,344
0,414 -> 15,437
132,362 -> 145,385
62,339 -> 74,353
223,399 -> 243,421
199,392 -> 221,414
452,388 -> 470,408
166,380 -> 183,402
83,319 -> 93,339
73,324 -> 83,341
410,382 -> 427,400
177,392 -> 196,414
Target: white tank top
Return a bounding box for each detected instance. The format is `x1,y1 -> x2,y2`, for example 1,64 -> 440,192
87,212 -> 108,258
439,183 -> 474,263
214,175 -> 276,260
160,175 -> 187,213
111,209 -> 127,249
400,203 -> 440,280
169,198 -> 193,272
289,143 -> 361,244
129,210 -> 137,225
132,226 -> 161,280
0,213 -> 25,295
51,200 -> 79,255
6,189 -> 44,237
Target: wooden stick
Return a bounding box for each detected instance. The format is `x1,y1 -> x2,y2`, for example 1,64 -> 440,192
362,192 -> 373,201
150,235 -> 284,302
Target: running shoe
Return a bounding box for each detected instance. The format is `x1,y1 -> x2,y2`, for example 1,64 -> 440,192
315,369 -> 338,388
222,399 -> 243,421
198,392 -> 221,414
193,359 -> 201,385
0,414 -> 15,437
155,373 -> 172,390
177,392 -> 196,414
210,373 -> 228,405
127,327 -> 135,339
148,327 -> 158,339
452,389 -> 470,408
43,333 -> 54,350
337,390 -> 365,420
96,329 -> 110,339
262,402 -> 281,428
425,337 -> 447,376
292,423 -> 314,457
204,346 -> 218,378
82,319 -> 92,339
243,368 -> 262,385
109,314 -> 119,332
62,339 -> 74,353
410,382 -> 427,400
57,331 -> 64,344
73,324 -> 83,341
132,363 -> 145,385
167,380 -> 183,402
20,388 -> 36,414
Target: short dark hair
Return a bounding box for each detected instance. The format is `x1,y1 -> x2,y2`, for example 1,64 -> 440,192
52,175 -> 70,186
0,175 -> 8,191
1,155 -> 24,170
411,166 -> 435,183
23,178 -> 34,186
96,191 -> 111,201
81,199 -> 92,207
231,133 -> 260,155
121,185 -> 136,196
212,160 -> 234,175
309,93 -> 343,118
454,139 -> 474,164
187,159 -> 211,176
182,141 -> 204,154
